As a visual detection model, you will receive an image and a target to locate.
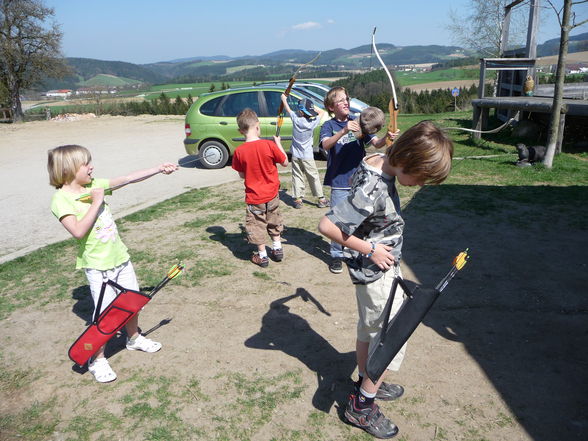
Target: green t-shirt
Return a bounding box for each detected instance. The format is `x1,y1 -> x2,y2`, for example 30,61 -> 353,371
51,178 -> 129,270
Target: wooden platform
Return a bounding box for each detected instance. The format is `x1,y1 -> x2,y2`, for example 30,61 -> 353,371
472,96 -> 588,116
471,95 -> 588,151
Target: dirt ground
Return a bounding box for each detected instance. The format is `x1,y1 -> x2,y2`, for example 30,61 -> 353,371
1,116 -> 587,441
0,114 -> 239,263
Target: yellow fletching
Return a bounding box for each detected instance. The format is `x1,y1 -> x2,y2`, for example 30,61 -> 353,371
77,193 -> 92,203
453,250 -> 469,270
167,263 -> 184,279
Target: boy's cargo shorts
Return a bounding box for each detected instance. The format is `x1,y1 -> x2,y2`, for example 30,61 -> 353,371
355,265 -> 407,371
245,194 -> 283,245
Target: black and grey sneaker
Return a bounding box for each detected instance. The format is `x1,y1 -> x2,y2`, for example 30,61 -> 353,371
329,258 -> 343,274
376,382 -> 404,401
344,394 -> 399,439
355,380 -> 404,401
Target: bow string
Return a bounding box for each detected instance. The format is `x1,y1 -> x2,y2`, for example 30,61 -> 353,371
372,27 -> 398,147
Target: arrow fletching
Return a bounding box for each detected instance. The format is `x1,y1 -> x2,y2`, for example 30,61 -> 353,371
77,193 -> 92,203
167,263 -> 184,280
149,262 -> 184,297
453,249 -> 470,271
436,249 -> 470,292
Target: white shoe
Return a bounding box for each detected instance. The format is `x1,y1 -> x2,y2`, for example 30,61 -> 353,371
88,357 -> 117,383
126,334 -> 162,353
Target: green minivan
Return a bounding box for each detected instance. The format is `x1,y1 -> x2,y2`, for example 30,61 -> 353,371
184,85 -> 329,169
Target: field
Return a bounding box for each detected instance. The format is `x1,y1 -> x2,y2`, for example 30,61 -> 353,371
1,112 -> 587,441
395,68 -> 479,87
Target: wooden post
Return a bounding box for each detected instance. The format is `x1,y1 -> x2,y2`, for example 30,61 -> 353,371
526,0 -> 540,80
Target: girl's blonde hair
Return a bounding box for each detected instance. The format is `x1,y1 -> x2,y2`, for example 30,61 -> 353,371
47,144 -> 92,189
386,121 -> 453,185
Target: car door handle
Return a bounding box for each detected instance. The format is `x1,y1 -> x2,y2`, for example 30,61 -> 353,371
219,121 -> 228,125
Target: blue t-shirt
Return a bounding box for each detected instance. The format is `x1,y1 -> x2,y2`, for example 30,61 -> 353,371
320,116 -> 373,189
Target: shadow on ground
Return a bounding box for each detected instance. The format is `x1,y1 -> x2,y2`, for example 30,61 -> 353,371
245,288 -> 356,418
400,184 -> 588,441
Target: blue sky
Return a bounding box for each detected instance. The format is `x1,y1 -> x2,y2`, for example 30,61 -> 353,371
45,0 -> 587,64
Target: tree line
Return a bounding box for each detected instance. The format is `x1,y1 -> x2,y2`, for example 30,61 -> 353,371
332,69 -> 486,114
28,93 -> 194,118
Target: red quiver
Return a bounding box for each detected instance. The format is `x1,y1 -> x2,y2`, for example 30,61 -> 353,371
68,280 -> 150,366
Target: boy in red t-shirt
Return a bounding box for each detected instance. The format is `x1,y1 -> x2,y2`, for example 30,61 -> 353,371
232,108 -> 289,267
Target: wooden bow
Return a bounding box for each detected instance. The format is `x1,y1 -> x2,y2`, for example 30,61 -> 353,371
275,52 -> 321,136
372,27 -> 398,147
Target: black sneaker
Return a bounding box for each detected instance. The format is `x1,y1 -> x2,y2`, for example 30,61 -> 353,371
376,382 -> 404,401
270,248 -> 284,262
344,394 -> 399,439
355,381 -> 404,401
329,258 -> 343,274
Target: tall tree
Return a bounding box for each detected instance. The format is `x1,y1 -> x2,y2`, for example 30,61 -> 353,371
542,0 -> 588,168
0,0 -> 69,122
447,0 -> 527,58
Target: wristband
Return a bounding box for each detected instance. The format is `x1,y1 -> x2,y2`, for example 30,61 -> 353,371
365,241 -> 375,258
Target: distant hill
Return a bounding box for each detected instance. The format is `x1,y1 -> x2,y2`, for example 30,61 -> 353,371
79,74 -> 143,87
538,32 -> 588,57
39,34 -> 587,91
67,58 -> 166,83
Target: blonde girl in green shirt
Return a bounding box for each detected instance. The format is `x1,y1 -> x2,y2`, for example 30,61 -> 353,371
48,144 -> 177,383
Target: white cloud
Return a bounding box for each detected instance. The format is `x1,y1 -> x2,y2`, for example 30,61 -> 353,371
327,19 -> 335,24
291,21 -> 321,31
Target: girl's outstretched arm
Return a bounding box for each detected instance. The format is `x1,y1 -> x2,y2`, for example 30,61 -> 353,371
109,163 -> 178,189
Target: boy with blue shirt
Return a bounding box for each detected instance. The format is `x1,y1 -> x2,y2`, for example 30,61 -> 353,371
320,87 -> 395,274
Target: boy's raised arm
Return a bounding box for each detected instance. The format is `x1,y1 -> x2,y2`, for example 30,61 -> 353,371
280,93 -> 293,115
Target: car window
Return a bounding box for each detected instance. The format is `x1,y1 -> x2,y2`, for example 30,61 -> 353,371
218,91 -> 260,117
262,91 -> 298,116
264,90 -> 320,116
199,96 -> 223,116
303,85 -> 327,99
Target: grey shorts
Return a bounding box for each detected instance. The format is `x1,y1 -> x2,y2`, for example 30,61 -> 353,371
355,266 -> 407,371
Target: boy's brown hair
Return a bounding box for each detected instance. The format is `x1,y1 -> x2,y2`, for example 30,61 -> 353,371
47,144 -> 92,189
324,86 -> 349,115
359,107 -> 385,135
236,108 -> 259,133
386,120 -> 453,184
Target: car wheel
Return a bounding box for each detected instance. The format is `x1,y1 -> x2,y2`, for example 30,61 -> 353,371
199,140 -> 229,169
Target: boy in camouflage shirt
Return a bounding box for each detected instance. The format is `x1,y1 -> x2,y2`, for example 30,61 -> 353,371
318,121 -> 453,439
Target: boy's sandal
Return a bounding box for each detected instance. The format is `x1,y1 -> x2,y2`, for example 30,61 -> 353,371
88,357 -> 117,383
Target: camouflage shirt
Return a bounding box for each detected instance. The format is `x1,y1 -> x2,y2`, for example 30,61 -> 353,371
325,153 -> 404,284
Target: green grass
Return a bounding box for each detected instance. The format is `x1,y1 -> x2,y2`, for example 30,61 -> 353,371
396,68 -> 481,86
143,81 -> 255,100
80,74 -> 142,87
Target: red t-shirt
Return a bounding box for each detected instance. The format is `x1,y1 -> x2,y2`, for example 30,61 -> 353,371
232,139 -> 287,204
